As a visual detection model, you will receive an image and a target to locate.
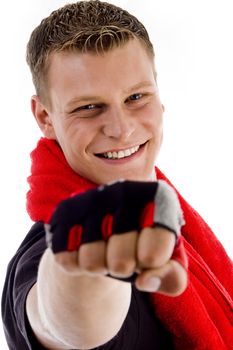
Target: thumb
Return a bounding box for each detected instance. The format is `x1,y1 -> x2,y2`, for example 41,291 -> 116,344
135,259 -> 188,296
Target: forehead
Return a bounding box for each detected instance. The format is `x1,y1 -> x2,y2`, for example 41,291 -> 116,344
47,39 -> 156,107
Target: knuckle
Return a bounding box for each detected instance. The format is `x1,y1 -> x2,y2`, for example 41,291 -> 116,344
161,260 -> 188,296
79,241 -> 106,273
139,254 -> 157,267
80,260 -> 99,272
138,228 -> 175,268
166,277 -> 186,296
54,252 -> 78,273
80,259 -> 106,274
138,251 -> 166,267
173,267 -> 188,295
109,258 -> 136,276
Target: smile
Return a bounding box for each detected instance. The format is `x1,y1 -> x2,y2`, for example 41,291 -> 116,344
103,145 -> 140,159
96,142 -> 147,160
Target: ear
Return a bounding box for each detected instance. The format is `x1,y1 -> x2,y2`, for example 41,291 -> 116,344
31,95 -> 56,139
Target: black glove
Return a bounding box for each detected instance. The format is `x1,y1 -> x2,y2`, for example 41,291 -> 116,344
45,180 -> 184,254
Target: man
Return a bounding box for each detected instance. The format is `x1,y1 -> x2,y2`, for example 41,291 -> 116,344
2,1 -> 233,349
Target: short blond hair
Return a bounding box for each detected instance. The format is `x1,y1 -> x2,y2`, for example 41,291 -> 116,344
26,0 -> 154,100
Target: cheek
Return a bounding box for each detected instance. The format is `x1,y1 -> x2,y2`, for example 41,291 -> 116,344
145,105 -> 163,150
156,125 -> 163,152
60,121 -> 87,149
146,106 -> 163,136
157,118 -> 163,140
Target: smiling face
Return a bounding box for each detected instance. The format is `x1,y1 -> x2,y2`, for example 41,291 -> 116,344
32,39 -> 164,184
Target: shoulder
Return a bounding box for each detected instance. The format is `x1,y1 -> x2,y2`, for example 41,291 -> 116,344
1,222 -> 47,350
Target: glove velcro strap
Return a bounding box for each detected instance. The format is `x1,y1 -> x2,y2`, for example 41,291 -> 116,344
67,225 -> 83,251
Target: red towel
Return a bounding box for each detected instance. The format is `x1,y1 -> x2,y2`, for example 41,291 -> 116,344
27,137 -> 233,349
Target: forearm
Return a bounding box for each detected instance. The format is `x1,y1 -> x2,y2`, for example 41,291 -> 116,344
26,248 -> 131,349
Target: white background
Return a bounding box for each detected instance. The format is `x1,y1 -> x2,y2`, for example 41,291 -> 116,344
1,0 -> 233,348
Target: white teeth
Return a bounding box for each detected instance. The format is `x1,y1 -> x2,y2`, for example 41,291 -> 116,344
118,151 -> 125,159
124,149 -> 131,157
107,152 -> 113,158
103,145 -> 140,159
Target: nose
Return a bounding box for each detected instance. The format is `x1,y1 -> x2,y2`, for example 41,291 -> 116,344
102,107 -> 135,140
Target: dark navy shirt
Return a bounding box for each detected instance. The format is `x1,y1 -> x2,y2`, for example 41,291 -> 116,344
1,222 -> 174,349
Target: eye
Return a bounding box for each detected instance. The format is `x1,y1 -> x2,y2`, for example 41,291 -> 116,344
126,93 -> 143,102
70,103 -> 102,115
78,104 -> 97,111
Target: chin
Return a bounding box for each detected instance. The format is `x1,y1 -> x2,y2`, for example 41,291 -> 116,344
96,171 -> 156,185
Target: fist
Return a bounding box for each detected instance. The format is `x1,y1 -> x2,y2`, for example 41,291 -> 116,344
45,180 -> 188,295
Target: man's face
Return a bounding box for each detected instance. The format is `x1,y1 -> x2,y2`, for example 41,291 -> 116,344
36,39 -> 164,184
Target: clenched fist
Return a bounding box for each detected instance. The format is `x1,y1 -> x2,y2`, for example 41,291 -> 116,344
45,180 -> 188,295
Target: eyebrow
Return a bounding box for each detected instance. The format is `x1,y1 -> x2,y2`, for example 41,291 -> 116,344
124,81 -> 155,94
66,96 -> 101,110
65,81 -> 155,110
